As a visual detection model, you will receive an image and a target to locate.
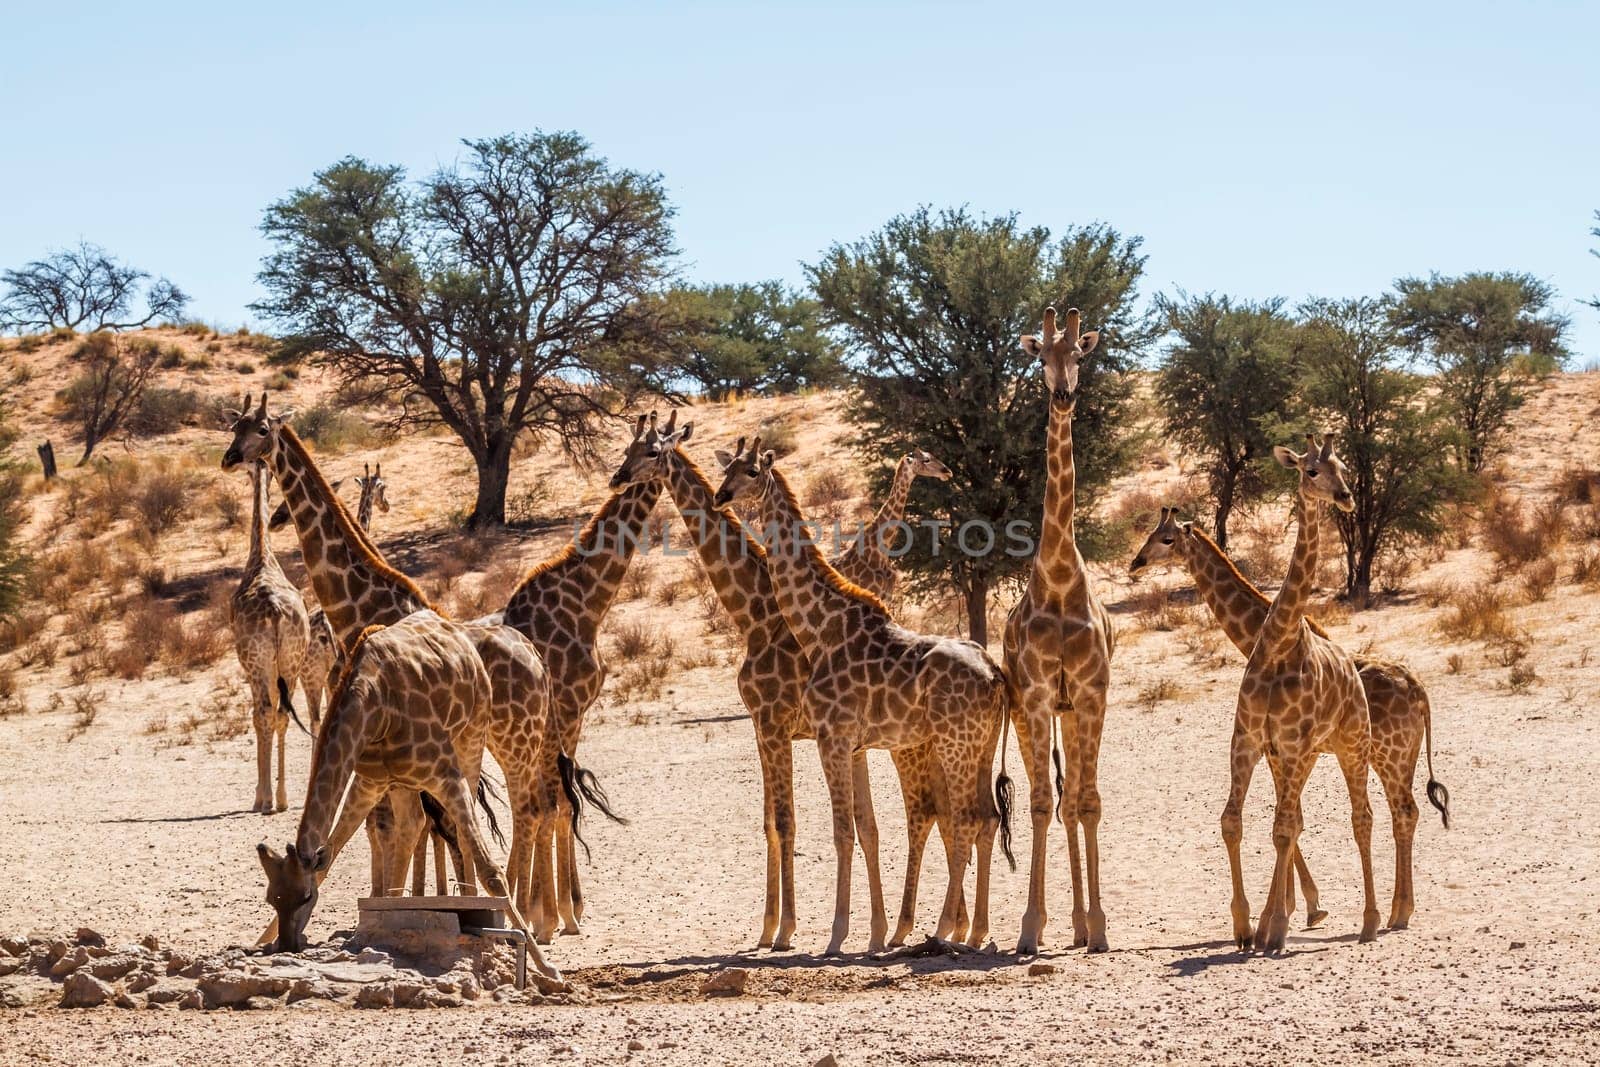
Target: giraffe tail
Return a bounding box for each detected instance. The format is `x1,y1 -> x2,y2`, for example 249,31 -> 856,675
1420,688 -> 1451,830
475,777 -> 507,850
276,676 -> 308,736
556,750 -> 628,864
991,682 -> 1016,872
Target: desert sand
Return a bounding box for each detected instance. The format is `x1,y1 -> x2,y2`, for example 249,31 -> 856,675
2,329 -> 1598,1064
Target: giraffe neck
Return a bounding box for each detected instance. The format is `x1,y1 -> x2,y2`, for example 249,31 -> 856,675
860,456 -> 915,559
510,480 -> 662,634
266,427 -> 428,647
356,485 -> 374,531
245,463 -> 280,578
1028,398 -> 1087,598
1176,527 -> 1272,658
296,653 -> 379,857
1255,488 -> 1320,663
758,467 -> 885,658
661,450 -> 772,636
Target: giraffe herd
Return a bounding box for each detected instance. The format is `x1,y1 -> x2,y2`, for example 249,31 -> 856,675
217,305 -> 1450,987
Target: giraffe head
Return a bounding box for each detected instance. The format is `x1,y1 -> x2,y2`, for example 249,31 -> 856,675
608,410 -> 694,489
1128,506 -> 1188,577
1020,306 -> 1100,410
907,449 -> 953,482
1273,433 -> 1355,513
220,392 -> 296,471
355,462 -> 391,514
711,434 -> 771,507
256,840 -> 328,952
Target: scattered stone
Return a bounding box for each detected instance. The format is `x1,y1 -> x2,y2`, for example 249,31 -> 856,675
49,947 -> 91,978
178,990 -> 204,1010
390,980 -> 427,1008
0,957 -> 23,977
0,935 -> 28,957
146,984 -> 190,1006
126,972 -> 159,994
88,954 -> 144,981
139,934 -> 161,953
1510,941 -> 1526,950
815,1056 -> 839,1067
356,983 -> 395,1009
288,978 -> 336,1003
74,927 -> 107,948
114,991 -> 141,1010
627,1039 -> 647,1052
0,989 -> 27,1010
408,989 -> 463,1009
44,940 -> 70,965
355,947 -> 391,966
59,972 -> 113,1008
700,967 -> 750,997
1028,962 -> 1058,976
239,996 -> 281,1011
197,971 -> 292,1009
165,952 -> 193,977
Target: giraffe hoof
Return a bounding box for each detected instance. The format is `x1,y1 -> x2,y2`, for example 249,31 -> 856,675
1305,909 -> 1329,929
1086,938 -> 1108,954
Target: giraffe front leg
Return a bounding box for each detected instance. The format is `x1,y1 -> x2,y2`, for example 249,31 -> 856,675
1222,725 -> 1259,951
767,738 -> 798,951
817,733 -> 857,956
753,731 -> 784,948
1011,682 -> 1055,955
1291,844 -> 1328,928
1059,712 -> 1088,949
851,752 -> 888,952
1256,752 -> 1315,955
274,711 -> 289,813
249,681 -> 273,814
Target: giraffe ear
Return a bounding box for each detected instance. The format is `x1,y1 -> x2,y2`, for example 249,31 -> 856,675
713,449 -> 734,470
311,846 -> 330,872
272,409 -> 297,426
1020,334 -> 1043,357
221,408 -> 243,426
678,421 -> 694,443
257,842 -> 282,874
1076,330 -> 1100,357
759,450 -> 776,470
1273,445 -> 1303,469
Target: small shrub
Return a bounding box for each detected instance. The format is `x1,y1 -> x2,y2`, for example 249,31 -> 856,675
1506,662 -> 1538,693
804,469 -> 853,510
1554,466 -> 1600,506
1572,547 -> 1600,586
1136,677 -> 1180,712
620,561 -> 655,602
128,386 -> 204,435
1434,585 -> 1516,644
1481,492 -> 1566,571
66,688 -> 103,741
133,466 -> 193,537
611,619 -> 656,659
1521,557 -> 1558,602
757,416 -> 798,458
293,404 -> 376,451
1445,653 -> 1463,675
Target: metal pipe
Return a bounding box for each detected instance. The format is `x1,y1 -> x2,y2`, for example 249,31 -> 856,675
462,925 -> 527,990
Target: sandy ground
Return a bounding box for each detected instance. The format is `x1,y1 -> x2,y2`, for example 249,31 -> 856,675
2,332 -> 1599,1063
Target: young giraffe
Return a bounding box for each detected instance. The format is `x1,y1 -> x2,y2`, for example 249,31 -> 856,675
1130,507 -> 1451,930
829,449 -> 952,608
495,462 -> 656,937
1236,433 -> 1378,953
608,412 -> 965,949
714,439 -> 1013,955
255,610 -> 563,988
220,395 -> 577,940
300,462 -> 389,727
230,460 -> 311,814
1003,306 -> 1114,954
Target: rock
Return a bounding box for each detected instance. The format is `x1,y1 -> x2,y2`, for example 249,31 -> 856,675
0,935 -> 28,957
75,927 -> 107,948
356,983 -> 395,1009
44,939 -> 70,965
239,996 -> 281,1011
177,990 -> 203,1010
0,989 -> 26,1010
814,1056 -> 839,1067
408,989 -> 463,1009
165,952 -> 193,976
1027,962 -> 1058,976
114,991 -> 141,1010
50,946 -> 91,978
700,967 -> 750,997
287,978 -> 336,1003
1510,941 -> 1526,950
126,972 -> 159,994
140,934 -> 161,953
628,1039 -> 646,1052
59,972 -> 113,1008
88,954 -> 144,981
197,971 -> 292,1009
354,947 -> 391,966
146,983 -> 189,1006
390,980 -> 427,1008
0,957 -> 23,977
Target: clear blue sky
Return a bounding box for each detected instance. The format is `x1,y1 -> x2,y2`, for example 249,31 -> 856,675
4,1 -> 1597,358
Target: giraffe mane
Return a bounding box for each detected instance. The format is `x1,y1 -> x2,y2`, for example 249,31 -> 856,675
512,483 -> 650,588
278,427 -> 435,611
310,622 -> 388,776
674,447 -> 766,560
1187,525 -> 1329,640
769,468 -> 888,615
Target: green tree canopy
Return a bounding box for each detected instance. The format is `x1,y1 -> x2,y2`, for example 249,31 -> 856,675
808,207 -> 1150,644
1293,297 -> 1471,602
254,132 -> 676,527
1153,292 -> 1299,548
1390,271 -> 1568,472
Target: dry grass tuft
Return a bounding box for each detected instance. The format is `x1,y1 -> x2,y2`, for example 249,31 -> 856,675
1434,585 -> 1517,644
66,688 -> 103,741
1480,491 -> 1566,572
1135,677 -> 1181,712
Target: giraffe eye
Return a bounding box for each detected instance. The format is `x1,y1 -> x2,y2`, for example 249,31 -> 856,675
1161,537 -> 1174,545
1306,467 -> 1319,477
257,426 -> 269,437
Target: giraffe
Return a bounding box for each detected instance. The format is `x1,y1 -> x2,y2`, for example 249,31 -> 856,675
1232,433 -> 1379,952
220,394 -> 583,943
607,412 -> 966,949
255,610 -> 564,988
713,438 -> 1013,954
1002,306 -> 1115,954
229,459 -> 311,814
495,457 -> 656,938
1130,507 -> 1451,929
829,449 -> 952,608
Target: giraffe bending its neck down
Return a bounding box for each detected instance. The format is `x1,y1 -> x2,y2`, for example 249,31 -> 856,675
230,460 -> 311,813
714,439 -> 1013,955
609,412 -> 967,949
221,395 -> 578,946
1002,306 -> 1115,954
255,611 -> 562,988
1130,508 -> 1450,930
1234,434 -> 1378,953
829,449 -> 952,608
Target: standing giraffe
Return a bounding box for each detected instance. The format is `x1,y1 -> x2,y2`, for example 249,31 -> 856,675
829,449 -> 952,608
229,460 -> 311,814
1130,507 -> 1450,929
300,461 -> 389,727
1003,306 -> 1114,954
713,438 -> 1012,954
1234,433 -> 1378,953
608,412 -> 965,949
496,459 -> 655,937
255,610 -> 563,988
220,395 -> 582,942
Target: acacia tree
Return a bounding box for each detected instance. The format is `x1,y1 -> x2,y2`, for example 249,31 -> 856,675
255,132 -> 675,527
1153,293 -> 1298,548
1391,271 -> 1568,471
1295,297 -> 1470,603
59,333 -> 161,464
0,243 -> 188,333
809,207 -> 1149,644
607,281 -> 844,400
